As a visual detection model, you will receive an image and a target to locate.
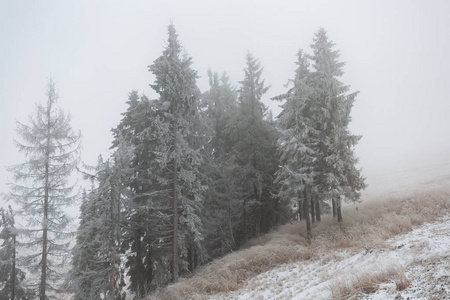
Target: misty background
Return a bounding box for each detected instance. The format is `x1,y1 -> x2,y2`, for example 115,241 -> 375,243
1,0 -> 449,209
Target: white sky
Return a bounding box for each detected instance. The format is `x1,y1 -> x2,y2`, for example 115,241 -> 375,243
1,0 -> 450,207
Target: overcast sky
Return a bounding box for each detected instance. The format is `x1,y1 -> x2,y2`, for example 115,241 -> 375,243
1,0 -> 449,205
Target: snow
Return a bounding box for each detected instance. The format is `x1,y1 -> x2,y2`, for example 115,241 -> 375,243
209,215 -> 450,299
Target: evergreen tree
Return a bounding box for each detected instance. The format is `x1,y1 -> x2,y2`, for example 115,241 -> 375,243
0,206 -> 32,300
69,190 -> 103,300
273,49 -> 316,239
201,71 -> 241,257
230,53 -> 278,246
69,156 -> 127,300
112,92 -> 157,297
309,28 -> 366,222
148,23 -> 206,283
6,79 -> 80,299
114,24 -> 207,295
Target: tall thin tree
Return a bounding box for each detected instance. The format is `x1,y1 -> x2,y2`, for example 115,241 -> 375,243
273,50 -> 317,231
148,24 -> 206,282
230,53 -> 277,245
7,79 -> 80,299
309,28 -> 366,222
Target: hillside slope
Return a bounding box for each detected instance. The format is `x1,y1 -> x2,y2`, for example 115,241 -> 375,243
148,182 -> 450,300
210,214 -> 450,299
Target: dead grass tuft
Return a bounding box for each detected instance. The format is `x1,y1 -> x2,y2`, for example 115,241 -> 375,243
147,184 -> 450,299
330,264 -> 410,299
148,240 -> 313,300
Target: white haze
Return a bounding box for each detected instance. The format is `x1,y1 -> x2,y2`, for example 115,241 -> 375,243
1,0 -> 450,212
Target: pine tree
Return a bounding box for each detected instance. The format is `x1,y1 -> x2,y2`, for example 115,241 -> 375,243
112,92 -> 157,297
114,25 -> 207,295
6,79 -> 80,299
201,71 -> 241,257
230,53 -> 278,246
148,23 -> 206,283
69,190 -> 103,300
309,28 -> 366,222
69,156 -> 127,300
273,49 -> 316,238
0,206 -> 32,300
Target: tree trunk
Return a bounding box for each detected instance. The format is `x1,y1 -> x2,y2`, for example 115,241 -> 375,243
172,125 -> 179,282
303,190 -> 312,242
228,198 -> 236,251
41,138 -> 50,300
332,198 -> 337,218
109,250 -> 116,300
337,198 -> 343,223
274,198 -> 280,226
187,242 -> 194,273
302,197 -> 308,222
315,194 -> 321,222
255,187 -> 261,236
193,246 -> 198,269
298,199 -> 303,221
134,229 -> 145,298
310,196 -> 315,224
40,197 -> 48,299
242,198 -> 247,246
11,235 -> 16,300
109,181 -> 116,300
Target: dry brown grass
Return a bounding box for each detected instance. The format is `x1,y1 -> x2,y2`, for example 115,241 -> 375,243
330,264 -> 411,299
147,185 -> 450,300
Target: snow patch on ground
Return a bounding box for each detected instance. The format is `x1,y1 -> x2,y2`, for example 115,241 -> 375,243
209,215 -> 450,299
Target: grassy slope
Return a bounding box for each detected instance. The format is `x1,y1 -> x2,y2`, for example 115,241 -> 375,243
147,184 -> 450,300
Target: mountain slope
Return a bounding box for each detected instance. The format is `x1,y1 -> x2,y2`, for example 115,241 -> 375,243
147,183 -> 450,300
210,214 -> 450,299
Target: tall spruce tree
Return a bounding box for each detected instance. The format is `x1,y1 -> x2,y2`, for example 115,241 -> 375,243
69,190 -> 103,300
309,28 -> 365,222
112,92 -> 158,297
69,156 -> 127,300
148,23 -> 206,283
230,53 -> 278,246
6,79 -> 80,299
201,71 -> 241,257
273,50 -> 316,239
114,25 -> 207,296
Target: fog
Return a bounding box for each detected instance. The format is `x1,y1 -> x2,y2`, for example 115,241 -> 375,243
1,0 -> 449,206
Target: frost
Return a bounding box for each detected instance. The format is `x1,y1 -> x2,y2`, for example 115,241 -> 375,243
209,214 -> 450,299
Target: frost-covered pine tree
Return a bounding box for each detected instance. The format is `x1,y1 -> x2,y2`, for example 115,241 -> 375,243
6,79 -> 80,299
0,206 -> 32,300
230,53 -> 278,245
69,155 -> 127,300
201,70 -> 241,257
112,92 -> 156,298
114,25 -> 207,295
69,190 -> 103,300
309,28 -> 366,222
273,49 -> 316,239
148,23 -> 206,283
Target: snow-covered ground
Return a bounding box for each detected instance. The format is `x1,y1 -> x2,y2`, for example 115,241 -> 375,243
209,215 -> 450,299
